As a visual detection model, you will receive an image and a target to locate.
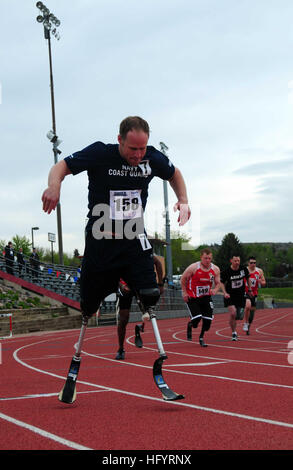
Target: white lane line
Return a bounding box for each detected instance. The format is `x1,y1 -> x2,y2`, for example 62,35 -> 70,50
0,390 -> 110,401
214,311 -> 293,344
83,349 -> 293,389
12,338 -> 293,431
166,362 -> 228,367
171,331 -> 292,368
81,333 -> 293,388
256,313 -> 293,337
175,325 -> 291,355
0,411 -> 92,450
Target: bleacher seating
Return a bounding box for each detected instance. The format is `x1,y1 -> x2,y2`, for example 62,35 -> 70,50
0,253 -> 81,302
0,253 -> 227,316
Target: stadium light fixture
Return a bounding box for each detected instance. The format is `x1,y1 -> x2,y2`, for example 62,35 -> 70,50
31,227 -> 39,250
159,142 -> 173,286
35,2 -> 63,265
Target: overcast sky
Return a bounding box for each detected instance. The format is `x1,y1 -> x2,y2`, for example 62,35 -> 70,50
1,0 -> 293,257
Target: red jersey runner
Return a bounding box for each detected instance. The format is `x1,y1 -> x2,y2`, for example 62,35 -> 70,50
186,262 -> 216,298
245,269 -> 261,297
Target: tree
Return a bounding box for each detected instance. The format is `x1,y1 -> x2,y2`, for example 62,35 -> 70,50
169,231 -> 206,274
11,235 -> 32,256
214,233 -> 245,270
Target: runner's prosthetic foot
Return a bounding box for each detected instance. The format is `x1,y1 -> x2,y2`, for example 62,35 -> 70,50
58,317 -> 88,404
153,354 -> 185,401
137,288 -> 185,401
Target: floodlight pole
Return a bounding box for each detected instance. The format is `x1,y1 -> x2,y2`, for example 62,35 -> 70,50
47,33 -> 57,145
36,2 -> 64,265
159,142 -> 173,285
46,28 -> 64,265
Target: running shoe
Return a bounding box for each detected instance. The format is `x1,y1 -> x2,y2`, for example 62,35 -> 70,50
115,349 -> 125,360
135,324 -> 143,348
199,337 -> 208,347
187,322 -> 192,341
232,332 -> 238,341
243,323 -> 249,331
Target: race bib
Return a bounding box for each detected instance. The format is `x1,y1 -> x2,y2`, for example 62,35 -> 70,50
110,190 -> 142,220
138,233 -> 152,251
196,285 -> 210,297
231,279 -> 243,289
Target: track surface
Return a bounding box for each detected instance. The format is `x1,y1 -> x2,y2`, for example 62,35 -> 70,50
1,308 -> 293,450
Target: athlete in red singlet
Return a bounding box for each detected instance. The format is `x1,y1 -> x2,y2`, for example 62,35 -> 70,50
243,256 -> 266,335
181,248 -> 221,347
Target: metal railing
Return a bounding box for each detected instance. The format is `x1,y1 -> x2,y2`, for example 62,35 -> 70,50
0,253 -> 80,301
0,253 -> 227,312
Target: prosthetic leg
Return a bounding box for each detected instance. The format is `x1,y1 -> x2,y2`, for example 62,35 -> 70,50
137,288 -> 185,401
58,316 -> 88,404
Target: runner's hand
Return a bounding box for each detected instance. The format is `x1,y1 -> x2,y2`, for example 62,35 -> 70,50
42,185 -> 60,214
173,202 -> 191,226
182,292 -> 189,302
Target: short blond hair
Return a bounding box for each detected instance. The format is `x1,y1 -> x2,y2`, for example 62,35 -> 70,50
119,116 -> 150,140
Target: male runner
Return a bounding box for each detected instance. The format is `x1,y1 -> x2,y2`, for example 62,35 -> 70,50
115,255 -> 164,359
180,248 -> 221,347
220,255 -> 252,341
243,256 -> 266,335
42,116 -> 190,327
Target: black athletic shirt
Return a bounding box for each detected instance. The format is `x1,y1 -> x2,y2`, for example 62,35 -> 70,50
64,142 -> 175,231
220,265 -> 249,298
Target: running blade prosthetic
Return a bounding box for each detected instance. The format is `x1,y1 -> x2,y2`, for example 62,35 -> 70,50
58,356 -> 81,404
153,356 -> 184,401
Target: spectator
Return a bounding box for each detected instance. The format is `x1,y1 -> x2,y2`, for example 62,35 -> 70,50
30,248 -> 40,279
5,242 -> 15,275
17,248 -> 25,277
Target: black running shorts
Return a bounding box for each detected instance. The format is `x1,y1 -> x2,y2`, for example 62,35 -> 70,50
79,233 -> 157,316
224,296 -> 245,309
186,296 -> 214,320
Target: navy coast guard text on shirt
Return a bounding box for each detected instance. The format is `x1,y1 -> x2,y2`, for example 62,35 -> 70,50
64,141 -> 175,241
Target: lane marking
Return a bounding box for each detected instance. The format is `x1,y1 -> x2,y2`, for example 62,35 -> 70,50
12,345 -> 293,431
170,331 -> 293,368
0,411 -> 92,450
166,361 -> 228,367
82,349 -> 293,389
214,311 -> 293,344
175,327 -> 292,356
256,313 -> 293,338
0,390 -> 110,401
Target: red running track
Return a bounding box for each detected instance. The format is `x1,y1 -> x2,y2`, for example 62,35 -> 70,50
0,308 -> 293,450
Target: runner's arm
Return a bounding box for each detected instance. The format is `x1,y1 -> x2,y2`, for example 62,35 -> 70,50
153,255 -> 164,293
180,264 -> 197,302
210,266 -> 221,295
259,268 -> 266,287
42,160 -> 72,214
168,167 -> 191,226
219,282 -> 230,298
